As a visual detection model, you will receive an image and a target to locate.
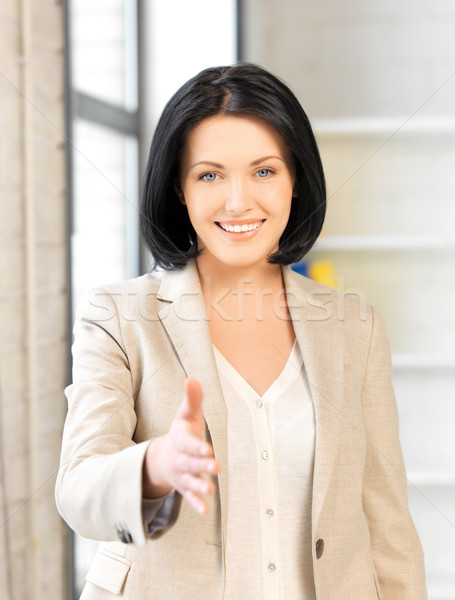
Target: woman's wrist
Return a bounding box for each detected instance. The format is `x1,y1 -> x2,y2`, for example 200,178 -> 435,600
142,436 -> 173,499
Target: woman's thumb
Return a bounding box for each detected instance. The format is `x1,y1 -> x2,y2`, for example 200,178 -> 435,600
182,378 -> 203,417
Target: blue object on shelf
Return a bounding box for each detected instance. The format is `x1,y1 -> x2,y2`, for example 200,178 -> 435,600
291,262 -> 309,277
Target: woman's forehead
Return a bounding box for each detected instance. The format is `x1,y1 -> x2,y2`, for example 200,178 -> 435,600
181,114 -> 291,164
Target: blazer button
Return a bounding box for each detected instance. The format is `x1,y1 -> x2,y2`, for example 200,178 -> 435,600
117,529 -> 133,544
315,538 -> 324,559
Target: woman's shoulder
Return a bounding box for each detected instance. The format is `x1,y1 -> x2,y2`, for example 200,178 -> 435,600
284,266 -> 375,323
74,272 -> 166,324
284,266 -> 390,357
90,271 -> 164,295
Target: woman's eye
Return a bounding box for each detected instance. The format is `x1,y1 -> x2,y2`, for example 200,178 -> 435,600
256,168 -> 272,178
200,172 -> 217,181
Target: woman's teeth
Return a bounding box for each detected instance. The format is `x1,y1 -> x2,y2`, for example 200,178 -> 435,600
218,221 -> 263,233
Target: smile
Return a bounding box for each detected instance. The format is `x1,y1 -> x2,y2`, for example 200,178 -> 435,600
216,220 -> 264,233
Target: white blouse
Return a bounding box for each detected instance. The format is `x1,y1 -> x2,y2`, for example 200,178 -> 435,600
213,340 -> 317,600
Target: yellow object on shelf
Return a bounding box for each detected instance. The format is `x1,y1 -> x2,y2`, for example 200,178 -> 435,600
308,258 -> 337,288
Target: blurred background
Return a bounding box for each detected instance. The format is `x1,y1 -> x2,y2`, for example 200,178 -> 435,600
0,0 -> 454,598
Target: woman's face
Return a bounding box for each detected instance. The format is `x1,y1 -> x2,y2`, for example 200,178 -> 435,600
177,114 -> 297,271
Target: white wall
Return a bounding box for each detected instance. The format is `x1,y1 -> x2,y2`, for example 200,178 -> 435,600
243,0 -> 455,118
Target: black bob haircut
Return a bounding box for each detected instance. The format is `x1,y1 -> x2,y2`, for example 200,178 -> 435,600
141,62 -> 326,270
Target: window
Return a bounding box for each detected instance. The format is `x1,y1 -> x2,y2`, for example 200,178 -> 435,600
66,1 -> 140,595
65,0 -> 238,595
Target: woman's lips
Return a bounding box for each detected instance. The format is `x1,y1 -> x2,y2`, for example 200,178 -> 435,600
215,219 -> 265,235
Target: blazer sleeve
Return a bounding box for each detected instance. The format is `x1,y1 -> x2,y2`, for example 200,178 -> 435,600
361,305 -> 427,599
55,288 -> 181,547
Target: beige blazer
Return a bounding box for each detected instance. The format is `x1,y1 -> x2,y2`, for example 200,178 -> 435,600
55,259 -> 427,599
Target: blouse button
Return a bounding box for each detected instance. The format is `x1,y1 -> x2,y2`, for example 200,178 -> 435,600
262,450 -> 269,460
267,563 -> 276,572
256,399 -> 263,408
265,509 -> 274,517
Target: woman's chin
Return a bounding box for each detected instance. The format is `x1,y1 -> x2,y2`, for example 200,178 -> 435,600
198,249 -> 275,273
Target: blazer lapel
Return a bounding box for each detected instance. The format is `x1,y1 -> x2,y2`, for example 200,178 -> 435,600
283,266 -> 344,533
156,260 -> 229,534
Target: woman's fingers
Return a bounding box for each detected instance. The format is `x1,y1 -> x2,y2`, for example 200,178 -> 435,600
175,452 -> 220,476
173,431 -> 213,458
179,472 -> 216,496
183,490 -> 210,515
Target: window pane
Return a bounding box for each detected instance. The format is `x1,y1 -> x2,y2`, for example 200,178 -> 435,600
72,118 -> 137,311
71,118 -> 139,595
70,0 -> 137,109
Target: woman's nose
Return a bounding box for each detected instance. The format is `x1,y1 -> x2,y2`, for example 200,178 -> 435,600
224,179 -> 251,212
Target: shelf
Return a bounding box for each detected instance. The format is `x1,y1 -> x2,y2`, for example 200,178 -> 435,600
427,580 -> 455,600
311,235 -> 455,252
407,472 -> 455,487
312,116 -> 455,137
392,354 -> 455,370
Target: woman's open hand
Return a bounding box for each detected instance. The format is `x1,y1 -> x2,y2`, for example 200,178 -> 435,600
142,378 -> 220,514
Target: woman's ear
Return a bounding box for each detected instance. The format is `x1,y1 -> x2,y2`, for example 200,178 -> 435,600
174,179 -> 185,204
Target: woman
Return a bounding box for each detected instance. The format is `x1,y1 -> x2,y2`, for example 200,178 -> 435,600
56,63 -> 427,599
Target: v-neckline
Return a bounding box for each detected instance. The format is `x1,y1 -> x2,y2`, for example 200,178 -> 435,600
212,339 -> 301,400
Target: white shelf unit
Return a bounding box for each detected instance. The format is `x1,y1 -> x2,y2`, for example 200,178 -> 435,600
426,582 -> 455,600
312,116 -> 455,136
312,234 -> 455,251
407,473 -> 455,487
305,117 -> 455,599
392,354 -> 455,370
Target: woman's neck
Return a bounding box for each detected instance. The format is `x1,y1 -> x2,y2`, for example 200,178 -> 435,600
196,255 -> 284,294
196,255 -> 289,323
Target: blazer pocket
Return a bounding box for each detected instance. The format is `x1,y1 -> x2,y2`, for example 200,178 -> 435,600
85,548 -> 132,595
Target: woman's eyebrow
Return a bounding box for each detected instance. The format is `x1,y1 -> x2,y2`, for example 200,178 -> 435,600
190,160 -> 224,170
250,155 -> 284,166
190,155 -> 284,170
